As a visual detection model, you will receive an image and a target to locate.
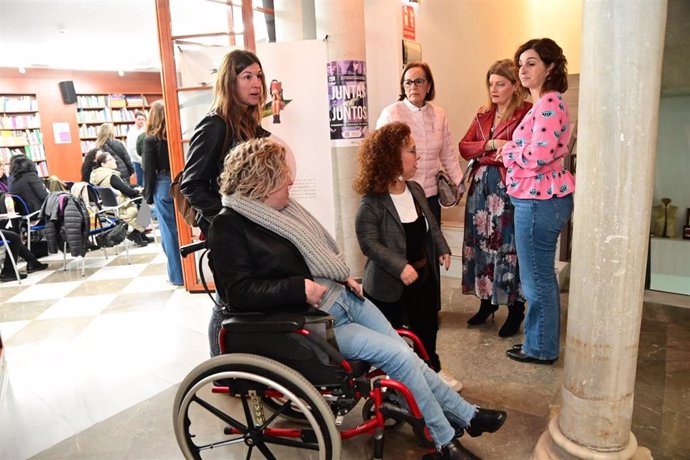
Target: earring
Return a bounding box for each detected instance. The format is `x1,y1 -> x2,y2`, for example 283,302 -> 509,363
397,175 -> 404,182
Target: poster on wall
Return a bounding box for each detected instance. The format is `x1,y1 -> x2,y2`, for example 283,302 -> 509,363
257,40 -> 336,235
327,59 -> 368,146
402,5 -> 416,40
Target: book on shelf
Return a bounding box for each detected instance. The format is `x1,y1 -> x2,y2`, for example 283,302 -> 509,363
36,161 -> 49,177
0,95 -> 39,112
126,95 -> 144,107
0,114 -> 41,129
108,94 -> 127,108
77,95 -> 108,109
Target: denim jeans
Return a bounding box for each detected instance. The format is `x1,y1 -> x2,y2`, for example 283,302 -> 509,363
154,173 -> 183,285
510,195 -> 573,360
133,162 -> 144,187
330,289 -> 477,448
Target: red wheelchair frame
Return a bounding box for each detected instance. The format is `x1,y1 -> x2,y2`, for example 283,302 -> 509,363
173,241 -> 443,460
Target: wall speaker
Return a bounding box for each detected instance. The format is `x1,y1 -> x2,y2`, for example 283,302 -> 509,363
58,81 -> 77,104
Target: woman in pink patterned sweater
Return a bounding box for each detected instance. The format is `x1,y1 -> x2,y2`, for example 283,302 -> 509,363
499,38 -> 575,365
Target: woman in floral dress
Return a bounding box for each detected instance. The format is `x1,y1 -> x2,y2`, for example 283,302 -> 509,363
458,59 -> 531,337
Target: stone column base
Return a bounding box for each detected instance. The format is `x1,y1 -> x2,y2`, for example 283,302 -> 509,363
532,418 -> 652,460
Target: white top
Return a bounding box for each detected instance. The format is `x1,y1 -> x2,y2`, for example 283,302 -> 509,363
389,186 -> 418,223
125,125 -> 144,163
376,99 -> 462,197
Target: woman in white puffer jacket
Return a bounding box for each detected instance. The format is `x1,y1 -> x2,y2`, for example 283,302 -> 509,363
376,61 -> 463,223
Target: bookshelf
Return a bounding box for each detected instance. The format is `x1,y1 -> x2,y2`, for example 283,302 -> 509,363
76,93 -> 161,154
0,94 -> 49,176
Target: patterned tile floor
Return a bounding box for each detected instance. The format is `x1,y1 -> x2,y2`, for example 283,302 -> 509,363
0,242 -> 688,459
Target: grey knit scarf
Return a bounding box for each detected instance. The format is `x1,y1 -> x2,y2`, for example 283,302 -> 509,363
222,194 -> 350,281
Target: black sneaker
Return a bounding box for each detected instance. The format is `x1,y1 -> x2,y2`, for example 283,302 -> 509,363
0,272 -> 28,282
127,231 -> 148,247
27,262 -> 49,273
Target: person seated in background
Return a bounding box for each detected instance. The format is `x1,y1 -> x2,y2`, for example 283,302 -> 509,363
0,229 -> 48,282
89,151 -> 152,247
95,123 -> 134,184
0,156 -> 9,193
8,154 -> 48,212
81,148 -> 99,183
208,137 -> 507,460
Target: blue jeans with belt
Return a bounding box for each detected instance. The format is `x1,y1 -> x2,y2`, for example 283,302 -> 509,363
330,289 -> 477,448
154,172 -> 183,285
510,195 -> 573,360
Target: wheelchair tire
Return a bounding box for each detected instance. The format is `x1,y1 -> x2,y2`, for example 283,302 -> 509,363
173,353 -> 342,460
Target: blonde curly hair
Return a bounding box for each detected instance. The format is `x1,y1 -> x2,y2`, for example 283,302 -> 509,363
219,138 -> 290,201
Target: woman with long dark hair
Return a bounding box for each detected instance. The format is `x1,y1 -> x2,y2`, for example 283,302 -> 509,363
181,49 -> 270,235
143,100 -> 182,286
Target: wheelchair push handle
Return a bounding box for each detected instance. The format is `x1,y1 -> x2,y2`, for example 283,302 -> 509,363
180,240 -> 207,258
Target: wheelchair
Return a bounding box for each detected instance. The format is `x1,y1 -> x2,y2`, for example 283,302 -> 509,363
174,241 -> 443,460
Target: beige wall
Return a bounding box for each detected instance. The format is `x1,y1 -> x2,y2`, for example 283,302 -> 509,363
365,0 -> 583,223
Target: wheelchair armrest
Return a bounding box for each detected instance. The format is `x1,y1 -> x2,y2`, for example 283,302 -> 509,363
221,313 -> 306,333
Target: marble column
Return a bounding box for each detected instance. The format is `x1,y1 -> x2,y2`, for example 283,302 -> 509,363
314,0 -> 366,275
534,0 -> 667,458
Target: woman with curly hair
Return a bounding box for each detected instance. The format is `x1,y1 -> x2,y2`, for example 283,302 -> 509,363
499,38 -> 575,364
354,122 -> 461,391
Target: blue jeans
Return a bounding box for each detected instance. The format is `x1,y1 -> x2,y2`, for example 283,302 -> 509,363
510,195 -> 573,360
330,289 -> 477,448
133,162 -> 144,187
154,173 -> 183,285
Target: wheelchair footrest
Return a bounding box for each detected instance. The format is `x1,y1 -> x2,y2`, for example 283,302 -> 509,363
379,403 -> 435,449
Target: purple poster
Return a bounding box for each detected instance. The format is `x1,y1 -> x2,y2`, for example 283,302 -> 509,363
327,60 -> 368,144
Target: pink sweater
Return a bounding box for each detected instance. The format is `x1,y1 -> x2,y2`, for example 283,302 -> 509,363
501,91 -> 575,199
377,100 -> 463,197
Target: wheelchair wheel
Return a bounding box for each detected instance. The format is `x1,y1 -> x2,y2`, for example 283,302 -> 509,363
173,353 -> 342,460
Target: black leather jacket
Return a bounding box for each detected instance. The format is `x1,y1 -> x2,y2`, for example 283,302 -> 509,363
208,207 -> 312,312
180,114 -> 270,232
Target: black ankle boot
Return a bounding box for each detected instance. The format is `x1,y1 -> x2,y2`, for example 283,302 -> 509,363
127,230 -> 148,247
466,408 -> 507,437
467,299 -> 498,325
498,301 -> 525,337
440,439 -> 481,460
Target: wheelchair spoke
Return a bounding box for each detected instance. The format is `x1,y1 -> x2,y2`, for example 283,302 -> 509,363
255,441 -> 278,460
191,394 -> 247,433
245,445 -> 253,460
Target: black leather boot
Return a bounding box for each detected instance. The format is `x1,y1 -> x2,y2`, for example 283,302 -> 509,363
467,299 -> 498,325
498,301 -> 525,337
441,439 -> 481,460
127,230 -> 148,247
465,408 -> 507,437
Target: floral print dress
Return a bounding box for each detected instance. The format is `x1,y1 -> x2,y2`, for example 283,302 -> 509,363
458,103 -> 531,305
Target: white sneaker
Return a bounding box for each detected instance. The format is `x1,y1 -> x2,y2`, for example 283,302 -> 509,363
438,369 -> 463,392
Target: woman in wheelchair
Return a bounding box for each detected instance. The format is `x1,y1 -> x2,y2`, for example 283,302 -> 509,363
206,138 -> 507,459
89,151 -> 151,247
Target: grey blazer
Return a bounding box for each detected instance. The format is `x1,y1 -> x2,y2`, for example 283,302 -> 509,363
355,180 -> 451,305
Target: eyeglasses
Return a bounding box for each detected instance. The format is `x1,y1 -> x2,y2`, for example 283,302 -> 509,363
403,78 -> 427,88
